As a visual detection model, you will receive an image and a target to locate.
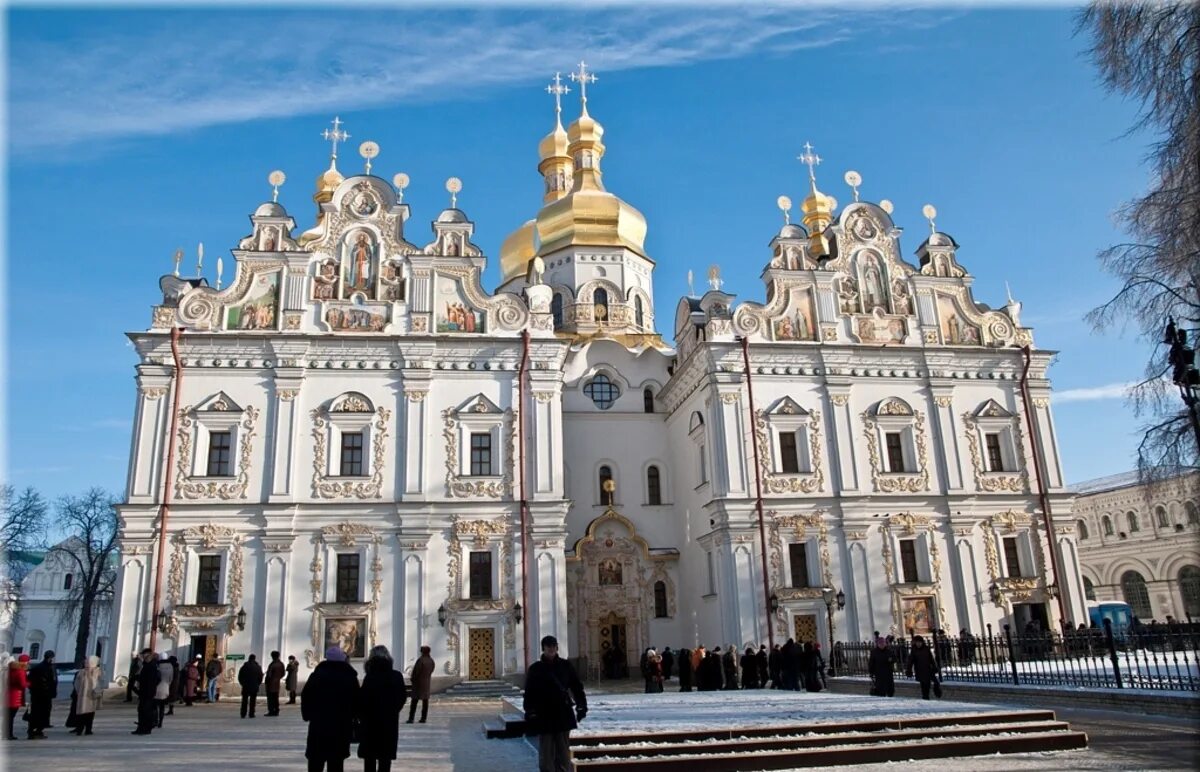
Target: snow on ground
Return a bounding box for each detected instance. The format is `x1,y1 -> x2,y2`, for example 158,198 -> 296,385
572,690 -> 1005,736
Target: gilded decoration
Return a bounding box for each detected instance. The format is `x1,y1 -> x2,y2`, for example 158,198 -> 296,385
141,386 -> 169,400
310,406 -> 391,499
441,407 -> 515,499
861,405 -> 930,493
443,516 -> 513,676
322,521 -> 376,548
880,513 -> 946,631
830,394 -> 850,407
935,396 -> 953,408
307,523 -> 385,652
406,391 -> 428,402
178,261 -> 286,331
720,393 -> 740,405
982,511 -> 1049,607
754,409 -> 825,494
174,405 -> 260,500
961,406 -> 1029,493
152,306 -> 175,329
277,389 -> 299,402
767,511 -> 834,634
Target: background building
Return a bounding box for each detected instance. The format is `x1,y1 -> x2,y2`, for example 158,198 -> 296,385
1072,469 -> 1200,621
110,75 -> 1087,688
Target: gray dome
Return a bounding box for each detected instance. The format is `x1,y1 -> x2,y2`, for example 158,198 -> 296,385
436,208 -> 468,224
255,202 -> 286,218
928,231 -> 954,247
778,223 -> 807,239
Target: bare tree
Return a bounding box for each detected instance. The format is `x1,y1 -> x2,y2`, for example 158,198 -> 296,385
1,486 -> 48,639
50,489 -> 119,667
1079,2 -> 1200,477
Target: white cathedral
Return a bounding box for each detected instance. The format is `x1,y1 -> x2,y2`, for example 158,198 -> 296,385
111,68 -> 1089,686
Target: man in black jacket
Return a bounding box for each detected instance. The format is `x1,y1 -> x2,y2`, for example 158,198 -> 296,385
132,649 -> 161,735
26,650 -> 57,739
302,647 -> 360,772
238,654 -> 264,718
524,635 -> 587,772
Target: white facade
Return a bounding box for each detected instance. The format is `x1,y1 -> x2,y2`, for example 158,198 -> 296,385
2,541 -> 113,664
111,95 -> 1086,687
1072,470 -> 1200,621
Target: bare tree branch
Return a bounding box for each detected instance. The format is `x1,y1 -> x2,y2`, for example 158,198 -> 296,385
48,489 -> 119,666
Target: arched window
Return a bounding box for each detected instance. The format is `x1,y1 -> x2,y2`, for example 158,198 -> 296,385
1127,511 -> 1140,533
1102,515 -> 1114,536
1121,570 -> 1152,619
1180,565 -> 1200,616
1187,502 -> 1199,525
647,465 -> 662,505
643,388 -> 654,414
1082,576 -> 1096,601
551,294 -> 564,330
63,573 -> 73,590
584,374 -> 620,410
1077,520 -> 1089,540
654,581 -> 668,618
594,288 -> 609,323
598,465 -> 613,504
635,296 -> 645,329
29,642 -> 41,659
1156,506 -> 1169,528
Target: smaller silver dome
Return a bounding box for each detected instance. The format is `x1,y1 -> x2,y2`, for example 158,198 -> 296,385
255,202 -> 286,217
928,231 -> 954,247
436,208 -> 468,224
778,223 -> 807,239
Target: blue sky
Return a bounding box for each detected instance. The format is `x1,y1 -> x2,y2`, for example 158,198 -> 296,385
5,5 -> 1155,500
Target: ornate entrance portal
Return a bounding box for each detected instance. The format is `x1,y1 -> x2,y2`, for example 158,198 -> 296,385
468,628 -> 495,680
567,505 -> 679,681
793,614 -> 818,644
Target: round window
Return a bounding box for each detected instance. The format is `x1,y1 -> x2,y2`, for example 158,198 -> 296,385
584,374 -> 620,410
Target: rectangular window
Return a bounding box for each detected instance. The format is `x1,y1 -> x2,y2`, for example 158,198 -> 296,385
885,432 -> 907,473
336,553 -> 360,603
699,444 -> 708,485
705,551 -> 716,595
470,433 -> 493,476
779,432 -> 800,474
985,433 -> 1006,472
469,551 -> 493,599
788,543 -> 810,588
206,431 -> 233,477
340,432 -> 364,476
899,539 -> 919,583
1003,537 -> 1024,577
196,555 -> 221,604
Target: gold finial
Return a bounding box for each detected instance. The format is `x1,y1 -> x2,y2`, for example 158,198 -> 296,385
777,195 -> 793,225
195,242 -> 204,277
172,248 -> 183,277
359,141 -> 379,175
322,116 -> 349,164
446,177 -> 462,208
392,173 -> 410,202
216,256 -> 224,290
707,264 -> 723,292
546,72 -> 570,126
922,204 -> 938,234
569,60 -> 598,115
798,141 -> 822,194
268,170 -> 286,203
844,170 -> 862,202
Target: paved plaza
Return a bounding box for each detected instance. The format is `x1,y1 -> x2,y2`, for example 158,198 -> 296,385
1,690 -> 1197,771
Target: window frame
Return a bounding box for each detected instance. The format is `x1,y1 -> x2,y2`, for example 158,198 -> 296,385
206,429 -> 234,477
335,553 -> 361,603
898,538 -> 919,583
885,431 -> 908,473
646,465 -> 662,506
788,542 -> 811,588
468,550 -> 494,600
584,373 -> 621,410
339,430 -> 366,477
653,580 -> 668,618
1002,536 -> 1025,578
469,432 -> 494,477
195,554 -> 223,605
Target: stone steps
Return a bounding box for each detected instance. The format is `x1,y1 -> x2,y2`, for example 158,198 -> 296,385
442,679 -> 523,701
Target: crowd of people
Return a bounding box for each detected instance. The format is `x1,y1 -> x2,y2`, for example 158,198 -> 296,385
4,650 -> 108,740
633,639 -> 832,694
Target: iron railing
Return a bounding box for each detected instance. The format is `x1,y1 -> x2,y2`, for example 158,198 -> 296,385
832,620 -> 1200,692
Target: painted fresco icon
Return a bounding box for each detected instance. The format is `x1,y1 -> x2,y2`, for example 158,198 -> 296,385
224,272 -> 280,330
342,230 -> 377,299
379,260 -> 405,302
351,190 -> 378,217
324,617 -> 366,658
772,289 -> 815,341
598,558 -> 623,586
325,298 -> 388,332
313,258 -> 340,300
435,274 -> 485,333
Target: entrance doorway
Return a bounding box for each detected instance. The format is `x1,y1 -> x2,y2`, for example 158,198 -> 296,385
190,635 -> 218,666
1013,602 -> 1051,633
599,613 -> 629,679
793,614 -> 818,644
468,628 -> 495,680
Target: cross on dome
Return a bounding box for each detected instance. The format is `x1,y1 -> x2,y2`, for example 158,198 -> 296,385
322,116 -> 350,161
570,60 -> 598,113
546,72 -> 571,122
798,141 -> 822,192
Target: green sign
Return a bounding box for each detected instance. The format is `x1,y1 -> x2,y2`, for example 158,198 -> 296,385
225,654 -> 245,662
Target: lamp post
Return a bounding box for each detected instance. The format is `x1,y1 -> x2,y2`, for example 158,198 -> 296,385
1165,318 -> 1200,452
822,587 -> 845,675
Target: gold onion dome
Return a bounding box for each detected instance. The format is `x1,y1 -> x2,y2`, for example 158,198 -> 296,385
499,219 -> 537,281
315,159 -> 344,203
538,121 -> 570,163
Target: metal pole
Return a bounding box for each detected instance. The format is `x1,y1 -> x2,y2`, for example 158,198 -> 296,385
149,327 -> 185,653
741,336 -> 774,651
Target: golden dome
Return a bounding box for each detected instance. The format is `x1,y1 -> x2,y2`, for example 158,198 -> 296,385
499,219 -> 537,283
314,160 -> 344,203
538,122 -> 569,163
533,108 -> 648,259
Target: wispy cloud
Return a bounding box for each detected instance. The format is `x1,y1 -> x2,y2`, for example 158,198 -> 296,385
8,7 -> 952,153
60,418 -> 132,432
1053,382 -> 1134,404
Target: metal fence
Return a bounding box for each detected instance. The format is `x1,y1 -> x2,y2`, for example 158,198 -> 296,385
833,620 -> 1200,692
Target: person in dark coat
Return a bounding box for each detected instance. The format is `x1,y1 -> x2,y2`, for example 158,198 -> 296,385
125,654 -> 140,703
677,648 -> 693,692
357,646 -> 407,772
523,635 -> 587,772
238,654 -> 264,718
302,646 -> 361,772
407,646 -> 434,724
779,639 -> 796,690
286,655 -> 300,704
906,635 -> 940,699
721,646 -> 738,690
867,636 -> 896,697
166,655 -> 180,716
660,647 -> 674,681
802,642 -> 822,692
701,649 -> 723,691
756,646 -> 769,688
741,647 -> 758,689
768,644 -> 782,689
205,656 -> 223,703
25,650 -> 56,739
132,649 -> 161,735
265,651 -> 286,716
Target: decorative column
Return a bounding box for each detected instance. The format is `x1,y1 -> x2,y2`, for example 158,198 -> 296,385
402,371 -> 432,498
268,371 -> 304,501
826,387 -> 859,492
529,373 -> 563,499
397,536 -> 430,671
929,388 -> 965,492
716,386 -> 748,496
1029,395 -> 1066,489
130,376 -> 173,500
